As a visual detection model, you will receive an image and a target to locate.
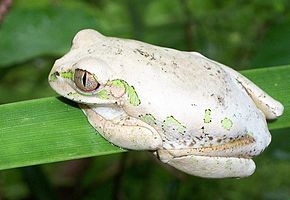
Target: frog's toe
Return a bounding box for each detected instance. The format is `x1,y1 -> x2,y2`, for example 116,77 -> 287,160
157,150 -> 255,178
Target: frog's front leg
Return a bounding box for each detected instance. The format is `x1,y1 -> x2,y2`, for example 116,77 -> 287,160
79,104 -> 162,150
156,150 -> 255,178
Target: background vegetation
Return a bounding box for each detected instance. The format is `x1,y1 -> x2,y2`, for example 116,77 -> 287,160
0,0 -> 289,199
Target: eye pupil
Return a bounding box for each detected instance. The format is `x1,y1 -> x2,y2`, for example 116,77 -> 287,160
74,69 -> 100,92
82,71 -> 87,87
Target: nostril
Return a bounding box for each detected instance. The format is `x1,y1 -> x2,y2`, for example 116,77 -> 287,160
49,71 -> 59,82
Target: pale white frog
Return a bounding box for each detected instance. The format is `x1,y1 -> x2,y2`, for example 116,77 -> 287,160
48,29 -> 283,178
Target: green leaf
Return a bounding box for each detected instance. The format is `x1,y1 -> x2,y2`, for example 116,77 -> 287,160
0,65 -> 289,170
0,97 -> 125,170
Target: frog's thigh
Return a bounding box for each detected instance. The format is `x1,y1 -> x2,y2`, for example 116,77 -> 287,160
80,105 -> 162,150
157,150 -> 255,178
224,66 -> 284,119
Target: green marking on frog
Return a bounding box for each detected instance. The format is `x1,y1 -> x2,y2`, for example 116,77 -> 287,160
140,114 -> 157,126
81,93 -> 94,96
96,89 -> 109,100
221,117 -> 233,130
50,73 -> 57,82
67,92 -> 79,96
163,116 -> 186,133
110,79 -> 126,89
110,79 -> 141,106
126,85 -> 140,106
247,132 -> 254,137
60,71 -> 74,79
204,109 -> 212,123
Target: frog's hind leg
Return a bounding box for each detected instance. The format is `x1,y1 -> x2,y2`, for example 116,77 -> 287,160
223,66 -> 284,119
79,104 -> 162,150
156,150 -> 255,178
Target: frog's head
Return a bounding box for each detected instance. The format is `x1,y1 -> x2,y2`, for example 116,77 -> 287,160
49,29 -> 142,109
48,30 -> 126,105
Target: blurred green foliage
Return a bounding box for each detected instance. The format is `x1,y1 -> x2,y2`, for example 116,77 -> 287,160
0,0 -> 290,199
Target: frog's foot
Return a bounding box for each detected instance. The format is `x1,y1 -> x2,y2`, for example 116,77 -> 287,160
79,104 -> 162,150
156,150 -> 255,178
224,66 -> 284,119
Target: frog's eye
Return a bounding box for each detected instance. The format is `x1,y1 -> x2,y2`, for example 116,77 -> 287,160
74,69 -> 100,92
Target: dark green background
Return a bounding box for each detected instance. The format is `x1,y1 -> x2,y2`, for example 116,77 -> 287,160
0,0 -> 289,199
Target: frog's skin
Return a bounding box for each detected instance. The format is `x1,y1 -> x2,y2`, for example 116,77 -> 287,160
48,29 -> 284,178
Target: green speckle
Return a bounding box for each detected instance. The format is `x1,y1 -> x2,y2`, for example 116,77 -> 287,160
140,114 -> 156,126
96,89 -> 109,99
49,73 -> 57,82
67,91 -> 95,97
110,79 -> 141,106
163,116 -> 186,133
247,132 -> 253,137
60,71 -> 74,79
204,109 -> 212,123
126,85 -> 140,106
111,80 -> 126,89
67,92 -> 79,96
221,117 -> 233,130
81,92 -> 94,97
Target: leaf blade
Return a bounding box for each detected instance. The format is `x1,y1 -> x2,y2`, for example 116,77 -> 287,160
0,97 -> 125,170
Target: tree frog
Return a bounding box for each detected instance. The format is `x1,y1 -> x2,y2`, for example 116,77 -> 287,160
48,29 -> 283,178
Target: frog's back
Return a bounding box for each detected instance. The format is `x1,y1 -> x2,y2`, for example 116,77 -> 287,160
102,36 -> 229,95
101,37 -> 269,148
101,36 -> 243,113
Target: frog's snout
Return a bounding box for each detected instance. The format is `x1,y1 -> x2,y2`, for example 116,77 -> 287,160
48,70 -> 63,97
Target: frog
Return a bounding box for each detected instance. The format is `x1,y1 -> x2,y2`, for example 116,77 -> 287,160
48,29 -> 284,178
